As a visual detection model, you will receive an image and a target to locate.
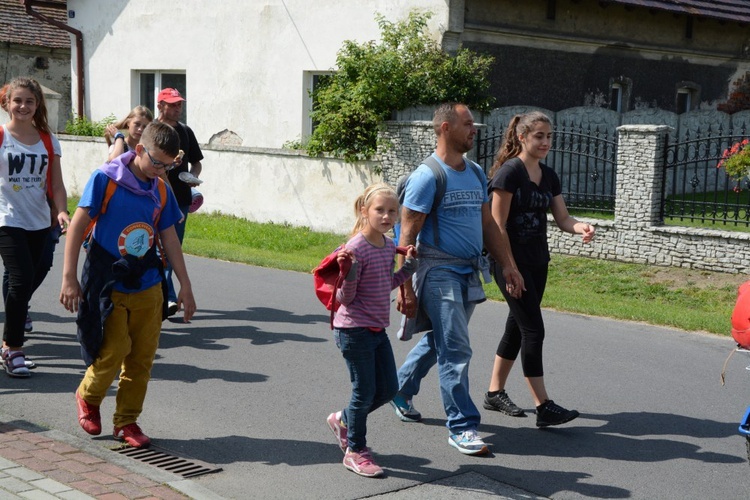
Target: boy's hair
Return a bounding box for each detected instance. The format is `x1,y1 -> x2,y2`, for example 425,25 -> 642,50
140,121 -> 180,157
0,77 -> 51,134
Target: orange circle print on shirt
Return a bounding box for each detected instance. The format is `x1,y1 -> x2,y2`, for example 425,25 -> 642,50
117,222 -> 154,257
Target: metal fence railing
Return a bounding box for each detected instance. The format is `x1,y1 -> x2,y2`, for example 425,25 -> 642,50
662,123 -> 750,227
475,121 -> 617,214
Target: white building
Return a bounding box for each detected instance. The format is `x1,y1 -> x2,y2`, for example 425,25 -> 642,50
66,0 -> 448,148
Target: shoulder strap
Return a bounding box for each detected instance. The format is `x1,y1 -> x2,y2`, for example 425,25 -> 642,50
82,178 -> 118,246
154,178 -> 169,267
38,131 -> 56,200
421,155 -> 447,246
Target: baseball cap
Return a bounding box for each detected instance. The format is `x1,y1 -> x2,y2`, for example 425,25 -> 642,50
157,88 -> 185,104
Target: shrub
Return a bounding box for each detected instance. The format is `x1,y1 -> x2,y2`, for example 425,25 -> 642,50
307,11 -> 495,162
65,114 -> 115,137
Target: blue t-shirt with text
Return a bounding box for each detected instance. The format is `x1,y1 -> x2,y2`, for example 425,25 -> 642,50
402,153 -> 488,273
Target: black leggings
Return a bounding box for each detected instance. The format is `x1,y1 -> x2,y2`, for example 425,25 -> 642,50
494,261 -> 548,378
0,226 -> 49,347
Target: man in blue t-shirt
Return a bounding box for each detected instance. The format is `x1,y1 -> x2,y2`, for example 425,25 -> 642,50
389,103 -> 524,456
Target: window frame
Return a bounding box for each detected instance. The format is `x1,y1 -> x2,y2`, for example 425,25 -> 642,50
302,70 -> 334,139
134,70 -> 188,122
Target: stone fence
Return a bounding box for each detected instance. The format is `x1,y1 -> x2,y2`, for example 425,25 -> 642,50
378,122 -> 750,275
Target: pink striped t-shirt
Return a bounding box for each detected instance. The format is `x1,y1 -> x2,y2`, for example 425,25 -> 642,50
333,232 -> 416,330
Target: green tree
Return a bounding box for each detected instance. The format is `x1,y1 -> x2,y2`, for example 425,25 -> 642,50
307,11 -> 495,162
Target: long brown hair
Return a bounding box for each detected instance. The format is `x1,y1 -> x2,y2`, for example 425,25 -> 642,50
105,105 -> 154,146
0,77 -> 50,134
488,111 -> 552,179
350,183 -> 398,237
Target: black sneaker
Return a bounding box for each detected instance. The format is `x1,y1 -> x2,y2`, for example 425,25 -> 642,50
483,390 -> 525,416
536,400 -> 579,427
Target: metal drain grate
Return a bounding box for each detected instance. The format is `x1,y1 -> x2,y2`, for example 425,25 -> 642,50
116,445 -> 223,478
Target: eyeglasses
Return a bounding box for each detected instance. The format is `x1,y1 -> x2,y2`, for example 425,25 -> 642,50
143,146 -> 178,171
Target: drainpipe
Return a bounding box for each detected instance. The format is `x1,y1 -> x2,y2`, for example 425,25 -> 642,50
22,0 -> 84,118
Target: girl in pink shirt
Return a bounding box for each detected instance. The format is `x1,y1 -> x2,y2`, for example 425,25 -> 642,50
326,183 -> 416,478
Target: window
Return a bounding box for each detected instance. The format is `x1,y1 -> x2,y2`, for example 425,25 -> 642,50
136,71 -> 187,122
302,71 -> 333,138
608,77 -> 632,113
609,83 -> 622,113
676,82 -> 700,113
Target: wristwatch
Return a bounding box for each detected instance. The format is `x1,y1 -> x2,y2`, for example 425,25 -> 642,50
113,132 -> 125,141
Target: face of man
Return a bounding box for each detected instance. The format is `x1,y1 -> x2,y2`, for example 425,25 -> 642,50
158,100 -> 183,124
445,105 -> 476,154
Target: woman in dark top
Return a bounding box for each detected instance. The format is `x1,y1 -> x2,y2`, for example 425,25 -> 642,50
483,111 -> 595,427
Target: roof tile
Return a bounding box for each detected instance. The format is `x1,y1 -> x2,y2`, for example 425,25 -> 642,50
605,0 -> 750,24
0,0 -> 70,49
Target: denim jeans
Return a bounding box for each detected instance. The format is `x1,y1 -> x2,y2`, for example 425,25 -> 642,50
166,206 -> 189,303
334,327 -> 399,451
396,267 -> 479,434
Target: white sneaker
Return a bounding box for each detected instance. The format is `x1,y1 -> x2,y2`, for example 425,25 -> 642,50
167,301 -> 179,317
448,428 -> 488,455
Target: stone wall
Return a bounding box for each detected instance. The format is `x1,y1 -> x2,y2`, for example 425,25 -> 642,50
377,120 -> 750,275
377,121 -> 436,186
547,124 -> 750,274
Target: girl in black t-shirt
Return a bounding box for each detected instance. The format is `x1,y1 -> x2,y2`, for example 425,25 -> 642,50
483,112 -> 595,427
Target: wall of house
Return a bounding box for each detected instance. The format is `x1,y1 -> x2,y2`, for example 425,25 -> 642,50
58,136 -> 381,234
0,43 -> 71,132
460,0 -> 750,111
66,0 -> 448,150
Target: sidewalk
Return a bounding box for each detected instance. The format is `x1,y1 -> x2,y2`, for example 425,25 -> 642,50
0,417 -> 222,500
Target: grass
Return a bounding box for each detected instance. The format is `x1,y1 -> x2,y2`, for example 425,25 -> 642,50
181,210 -> 738,337
67,197 -> 738,336
484,256 -> 736,335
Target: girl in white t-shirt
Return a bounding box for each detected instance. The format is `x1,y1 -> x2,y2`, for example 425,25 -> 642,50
0,77 -> 70,378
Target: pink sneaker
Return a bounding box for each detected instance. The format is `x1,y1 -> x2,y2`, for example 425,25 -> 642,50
113,423 -> 151,448
343,447 -> 384,478
326,411 -> 347,453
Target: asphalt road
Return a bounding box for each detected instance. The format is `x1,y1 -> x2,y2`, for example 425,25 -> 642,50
2,244 -> 750,499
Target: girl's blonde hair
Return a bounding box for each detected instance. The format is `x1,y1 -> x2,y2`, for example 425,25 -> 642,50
488,111 -> 552,179
350,183 -> 398,237
105,105 -> 154,146
0,77 -> 51,134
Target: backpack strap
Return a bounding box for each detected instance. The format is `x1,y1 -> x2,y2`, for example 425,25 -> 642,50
39,131 -> 55,200
82,179 -> 118,247
420,156 -> 485,247
421,155 -> 447,246
153,178 -> 169,267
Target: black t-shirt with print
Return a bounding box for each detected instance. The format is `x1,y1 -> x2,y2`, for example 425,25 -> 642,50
489,157 -> 562,266
167,122 -> 204,207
